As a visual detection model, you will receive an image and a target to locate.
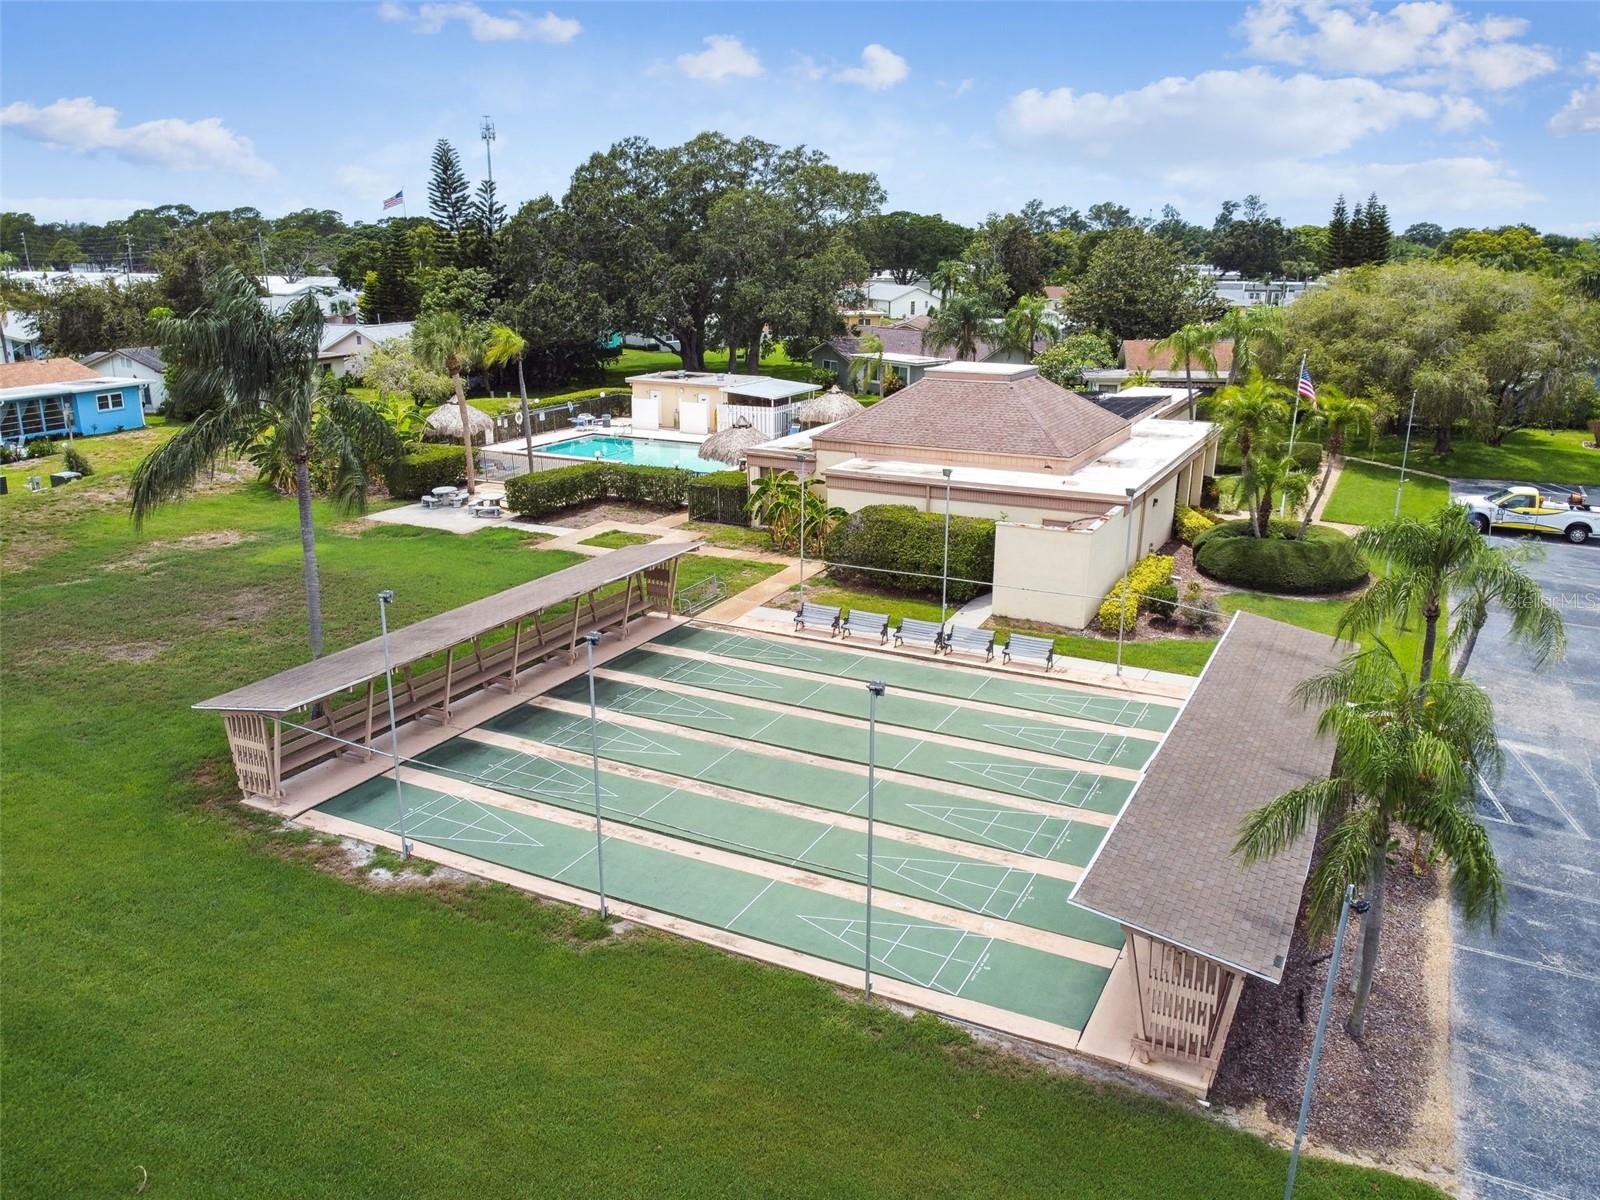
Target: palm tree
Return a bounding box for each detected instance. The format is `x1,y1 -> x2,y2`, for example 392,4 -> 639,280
998,295 -> 1061,357
1151,323 -> 1218,418
1248,451 -> 1312,536
1298,385 -> 1377,536
1212,306 -> 1287,384
1235,643 -> 1504,1039
746,472 -> 842,554
1450,542 -> 1566,676
130,266 -> 401,659
928,259 -> 967,306
921,294 -> 991,361
848,334 -> 889,395
413,311 -> 488,495
1341,504 -> 1492,683
482,323 -> 534,467
1209,370 -> 1290,535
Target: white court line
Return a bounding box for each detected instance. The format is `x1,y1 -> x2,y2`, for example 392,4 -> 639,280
1458,944 -> 1600,985
1504,744 -> 1589,839
927,930 -> 969,993
722,877 -> 780,930
951,938 -> 992,996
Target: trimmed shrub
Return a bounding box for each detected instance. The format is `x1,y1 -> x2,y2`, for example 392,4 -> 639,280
1174,503 -> 1217,546
687,470 -> 750,526
1144,582 -> 1179,618
1097,553 -> 1176,630
1193,519 -> 1367,594
381,445 -> 474,499
26,437 -> 58,458
823,504 -> 995,602
62,444 -> 94,476
1180,581 -> 1222,631
1199,474 -> 1220,509
503,462 -> 693,519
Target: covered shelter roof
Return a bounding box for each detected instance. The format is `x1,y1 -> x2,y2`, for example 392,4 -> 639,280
1072,612 -> 1342,983
196,541 -> 701,716
719,377 -> 818,401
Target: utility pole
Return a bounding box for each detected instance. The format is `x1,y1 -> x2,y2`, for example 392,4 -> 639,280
125,233 -> 135,276
480,115 -> 496,189
19,232 -> 31,272
257,231 -> 270,277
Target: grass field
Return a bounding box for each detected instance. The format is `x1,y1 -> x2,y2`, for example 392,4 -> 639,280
1322,460 -> 1452,526
0,429 -> 1440,1198
579,528 -> 658,549
1354,428 -> 1596,484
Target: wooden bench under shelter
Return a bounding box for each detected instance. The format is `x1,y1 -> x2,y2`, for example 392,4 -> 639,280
194,541 -> 701,800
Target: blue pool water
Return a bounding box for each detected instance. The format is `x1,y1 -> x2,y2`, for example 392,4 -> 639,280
542,434 -> 720,473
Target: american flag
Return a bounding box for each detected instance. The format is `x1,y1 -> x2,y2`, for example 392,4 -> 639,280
382,190 -> 404,210
1297,356 -> 1317,405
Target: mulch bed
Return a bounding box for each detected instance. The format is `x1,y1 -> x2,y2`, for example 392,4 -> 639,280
1212,830 -> 1447,1159
532,502 -> 680,529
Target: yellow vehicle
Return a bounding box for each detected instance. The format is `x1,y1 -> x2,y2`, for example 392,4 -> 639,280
1456,485 -> 1594,544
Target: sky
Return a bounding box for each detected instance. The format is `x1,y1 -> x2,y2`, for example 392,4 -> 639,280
1,1 -> 1597,237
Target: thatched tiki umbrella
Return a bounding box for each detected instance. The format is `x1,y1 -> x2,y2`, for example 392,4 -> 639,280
794,386 -> 864,426
424,403 -> 496,447
698,418 -> 768,466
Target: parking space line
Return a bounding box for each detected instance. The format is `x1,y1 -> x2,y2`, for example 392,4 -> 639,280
1504,744 -> 1589,839
1458,944 -> 1600,985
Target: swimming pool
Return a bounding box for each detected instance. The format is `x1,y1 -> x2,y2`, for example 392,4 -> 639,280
539,434 -> 721,473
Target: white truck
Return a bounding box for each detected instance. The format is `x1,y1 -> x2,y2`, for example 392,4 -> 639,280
1454,485 -> 1595,544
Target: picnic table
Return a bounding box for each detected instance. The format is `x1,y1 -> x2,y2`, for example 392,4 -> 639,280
422,486 -> 467,510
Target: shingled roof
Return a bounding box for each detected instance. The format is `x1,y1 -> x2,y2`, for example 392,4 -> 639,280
0,358 -> 98,389
812,364 -> 1132,463
1072,612 -> 1341,982
1122,338 -> 1235,374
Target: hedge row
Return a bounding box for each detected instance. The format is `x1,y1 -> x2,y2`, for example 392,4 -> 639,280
1193,519 -> 1368,594
1097,553 -> 1175,630
382,445 -> 475,499
503,462 -> 694,519
687,470 -> 751,526
1174,503 -> 1221,546
823,504 -> 995,603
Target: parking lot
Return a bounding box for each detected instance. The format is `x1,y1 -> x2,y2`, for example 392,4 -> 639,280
1455,537 -> 1600,1200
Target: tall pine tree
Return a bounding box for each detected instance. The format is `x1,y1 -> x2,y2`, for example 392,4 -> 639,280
1347,201 -> 1368,268
1362,191 -> 1391,264
1326,194 -> 1349,271
428,139 -> 472,251
360,224 -> 419,322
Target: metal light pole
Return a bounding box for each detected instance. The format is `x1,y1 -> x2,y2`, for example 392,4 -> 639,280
377,590 -> 413,861
795,454 -> 808,606
1284,884 -> 1362,1200
1393,388 -> 1418,518
939,467 -> 953,629
1115,486 -> 1136,677
863,681 -> 886,998
579,630 -> 609,917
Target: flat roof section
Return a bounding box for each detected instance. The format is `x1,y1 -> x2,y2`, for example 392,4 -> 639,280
195,541 -> 702,715
1071,612 -> 1342,982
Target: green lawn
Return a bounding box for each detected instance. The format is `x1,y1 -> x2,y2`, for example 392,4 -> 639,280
676,551 -> 784,600
580,528 -> 658,549
782,579 -> 1220,676
1354,427 -> 1597,484
1,418 -> 178,492
1322,460 -> 1451,525
681,520 -> 773,552
0,430 -> 1439,1198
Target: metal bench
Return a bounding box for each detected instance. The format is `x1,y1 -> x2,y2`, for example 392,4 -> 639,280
944,626 -> 995,662
1003,633 -> 1055,671
794,602 -> 841,635
840,609 -> 890,644
895,618 -> 944,652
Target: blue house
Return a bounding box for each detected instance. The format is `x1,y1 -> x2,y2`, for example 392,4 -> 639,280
0,359 -> 147,445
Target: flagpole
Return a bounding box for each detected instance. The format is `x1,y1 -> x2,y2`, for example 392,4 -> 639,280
1281,352 -> 1305,517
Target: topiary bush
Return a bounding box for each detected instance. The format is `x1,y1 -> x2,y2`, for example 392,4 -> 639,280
503,462 -> 693,519
382,445 -> 475,499
687,470 -> 750,526
824,504 -> 995,602
62,444 -> 94,476
1193,519 -> 1367,594
1174,503 -> 1217,546
1097,553 -> 1175,630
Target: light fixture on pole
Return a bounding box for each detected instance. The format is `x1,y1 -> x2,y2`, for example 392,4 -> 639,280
939,467 -> 953,631
1115,486 -> 1136,677
376,590 -> 413,862
579,629 -> 608,918
1285,884 -> 1362,1199
795,453 -> 808,606
862,680 -> 886,998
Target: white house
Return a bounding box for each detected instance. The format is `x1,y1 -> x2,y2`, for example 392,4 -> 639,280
1192,267 -> 1324,308
318,322 -> 413,377
2,312 -> 45,363
81,346 -> 168,411
862,277 -> 939,321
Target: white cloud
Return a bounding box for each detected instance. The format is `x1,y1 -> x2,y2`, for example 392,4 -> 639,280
1238,0 -> 1556,91
380,3 -> 580,43
1001,68 -> 1477,161
0,195 -> 159,224
0,96 -> 273,177
788,54 -> 827,83
954,79 -> 974,98
1584,51 -> 1600,77
834,44 -> 909,91
676,35 -> 762,83
1548,87 -> 1600,136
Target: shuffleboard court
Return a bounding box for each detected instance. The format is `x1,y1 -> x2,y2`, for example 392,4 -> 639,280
654,624 -> 1181,732
501,684 -> 1136,815
605,647 -> 1156,769
412,735 -> 1119,944
474,707 -> 1106,866
317,776 -> 1114,1030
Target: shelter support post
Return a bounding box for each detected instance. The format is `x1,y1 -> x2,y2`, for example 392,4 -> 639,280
1125,929 -> 1241,1083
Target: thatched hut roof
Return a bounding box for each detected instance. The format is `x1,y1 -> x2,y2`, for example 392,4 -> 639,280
424,402 -> 497,445
698,419 -> 768,466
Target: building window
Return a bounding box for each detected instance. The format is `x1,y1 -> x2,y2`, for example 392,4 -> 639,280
909,301 -> 917,315
96,392 -> 125,412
